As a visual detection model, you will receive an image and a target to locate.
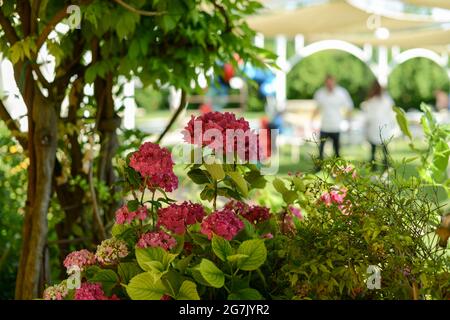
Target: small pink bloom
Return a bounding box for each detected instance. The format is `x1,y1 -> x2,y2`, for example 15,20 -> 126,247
261,233 -> 273,239
63,249 -> 96,271
289,206 -> 303,220
157,202 -> 205,235
137,230 -> 177,251
129,142 -> 178,192
200,209 -> 244,240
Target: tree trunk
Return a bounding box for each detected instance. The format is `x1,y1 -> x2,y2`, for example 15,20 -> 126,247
15,91 -> 57,299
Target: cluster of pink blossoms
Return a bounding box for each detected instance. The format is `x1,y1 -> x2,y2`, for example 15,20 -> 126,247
129,142 -> 178,192
333,165 -> 357,179
183,112 -> 261,161
157,202 -> 205,235
115,204 -> 148,224
225,200 -> 270,224
320,187 -> 352,215
63,249 -> 96,271
95,238 -> 129,265
137,230 -> 177,250
200,209 -> 244,240
43,282 -> 69,300
74,282 -> 119,300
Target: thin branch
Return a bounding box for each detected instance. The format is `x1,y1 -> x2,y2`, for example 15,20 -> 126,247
112,0 -> 166,16
87,135 -> 107,241
156,90 -> 187,144
0,10 -> 20,45
0,99 -> 27,148
212,0 -> 232,33
36,5 -> 69,50
30,62 -> 52,89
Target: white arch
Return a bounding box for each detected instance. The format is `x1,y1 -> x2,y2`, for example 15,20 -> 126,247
391,48 -> 448,68
286,40 -> 371,72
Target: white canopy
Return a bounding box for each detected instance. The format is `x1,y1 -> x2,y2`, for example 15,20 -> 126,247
403,0 -> 450,9
248,1 -> 438,37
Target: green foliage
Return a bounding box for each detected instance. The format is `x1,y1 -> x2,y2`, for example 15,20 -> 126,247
0,124 -> 26,299
388,58 -> 449,111
394,103 -> 450,195
268,159 -> 449,299
287,50 -> 376,108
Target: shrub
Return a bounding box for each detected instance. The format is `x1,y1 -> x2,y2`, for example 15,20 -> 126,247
42,113 -> 449,300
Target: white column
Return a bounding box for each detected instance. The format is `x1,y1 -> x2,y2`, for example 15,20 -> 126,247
391,46 -> 400,60
122,78 -> 136,130
377,46 -> 389,87
363,43 -> 373,61
294,34 -> 304,54
275,35 -> 287,111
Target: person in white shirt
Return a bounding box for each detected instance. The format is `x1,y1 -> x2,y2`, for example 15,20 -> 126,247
361,81 -> 396,171
312,75 -> 354,164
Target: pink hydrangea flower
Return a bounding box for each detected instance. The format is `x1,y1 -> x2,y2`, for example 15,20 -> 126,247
95,238 -> 129,265
129,142 -> 178,192
320,192 -> 333,207
74,282 -> 119,300
289,206 -> 303,220
157,202 -> 205,235
330,190 -> 346,204
320,187 -> 348,206
115,204 -> 148,224
200,209 -> 244,240
183,112 -> 263,161
43,282 -> 68,300
137,230 -> 177,251
63,249 -> 96,271
225,200 -> 270,224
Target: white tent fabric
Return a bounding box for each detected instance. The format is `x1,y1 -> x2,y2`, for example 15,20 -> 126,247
403,0 -> 450,9
308,27 -> 450,48
248,1 -> 438,37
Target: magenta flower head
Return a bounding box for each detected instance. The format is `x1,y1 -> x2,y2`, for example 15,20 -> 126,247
115,204 -> 148,225
129,142 -> 178,192
74,282 -> 118,300
63,249 -> 96,271
137,230 -> 177,251
200,208 -> 244,240
157,202 -> 205,235
182,112 -> 263,162
224,200 -> 270,224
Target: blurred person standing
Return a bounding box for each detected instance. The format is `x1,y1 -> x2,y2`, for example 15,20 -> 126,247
312,74 -> 354,166
361,81 -> 396,171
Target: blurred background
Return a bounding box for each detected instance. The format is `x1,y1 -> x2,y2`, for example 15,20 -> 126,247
0,0 -> 449,299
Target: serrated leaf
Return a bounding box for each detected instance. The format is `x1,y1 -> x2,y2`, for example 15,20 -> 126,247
89,269 -> 119,296
118,262 -> 143,284
177,280 -> 200,300
197,259 -> 224,288
228,288 -> 263,300
236,239 -> 267,271
212,235 -> 233,261
226,254 -> 249,263
228,171 -> 248,197
126,272 -> 166,300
